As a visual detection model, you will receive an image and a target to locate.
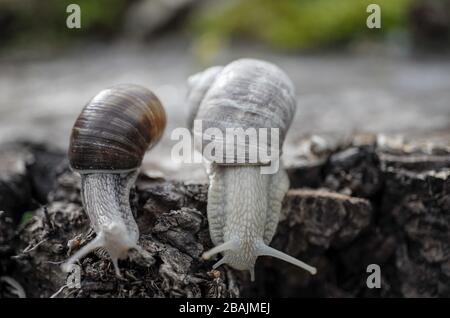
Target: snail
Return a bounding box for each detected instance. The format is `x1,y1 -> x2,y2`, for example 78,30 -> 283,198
187,59 -> 317,281
63,84 -> 166,276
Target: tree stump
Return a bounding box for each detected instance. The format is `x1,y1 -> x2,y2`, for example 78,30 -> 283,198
0,134 -> 449,297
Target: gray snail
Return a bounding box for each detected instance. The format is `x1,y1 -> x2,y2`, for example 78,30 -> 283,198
187,59 -> 317,280
63,84 -> 166,276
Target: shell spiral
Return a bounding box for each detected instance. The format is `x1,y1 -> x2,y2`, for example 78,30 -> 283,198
69,84 -> 166,172
188,59 -> 297,165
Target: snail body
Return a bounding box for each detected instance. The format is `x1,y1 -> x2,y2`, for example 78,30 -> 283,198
188,59 -> 316,280
63,84 -> 166,276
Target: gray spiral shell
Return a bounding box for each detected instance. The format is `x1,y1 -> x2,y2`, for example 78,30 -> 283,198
188,59 -> 297,165
69,84 -> 166,172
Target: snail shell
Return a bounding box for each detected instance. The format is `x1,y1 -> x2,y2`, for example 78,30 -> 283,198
186,65 -> 224,129
188,59 -> 296,164
69,84 -> 166,172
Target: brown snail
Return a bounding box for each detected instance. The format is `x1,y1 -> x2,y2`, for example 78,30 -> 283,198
63,84 -> 166,276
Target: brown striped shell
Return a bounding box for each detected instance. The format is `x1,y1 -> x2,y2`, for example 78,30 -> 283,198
69,84 -> 166,172
188,59 -> 297,165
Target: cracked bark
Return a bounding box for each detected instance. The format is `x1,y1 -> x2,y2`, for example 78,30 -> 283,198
0,135 -> 449,297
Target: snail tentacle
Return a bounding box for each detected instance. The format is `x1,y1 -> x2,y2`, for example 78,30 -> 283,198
256,242 -> 317,275
202,239 -> 239,260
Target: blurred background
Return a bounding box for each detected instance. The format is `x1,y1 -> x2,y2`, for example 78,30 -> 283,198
0,0 -> 449,180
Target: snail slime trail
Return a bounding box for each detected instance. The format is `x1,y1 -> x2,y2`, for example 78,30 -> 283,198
187,58 -> 317,281
64,84 -> 166,276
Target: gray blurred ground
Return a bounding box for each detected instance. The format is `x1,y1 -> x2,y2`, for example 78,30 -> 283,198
1,37 -> 449,180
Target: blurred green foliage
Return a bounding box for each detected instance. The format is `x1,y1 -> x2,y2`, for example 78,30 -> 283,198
0,0 -> 128,48
191,0 -> 412,52
20,211 -> 34,226
2,0 -> 446,55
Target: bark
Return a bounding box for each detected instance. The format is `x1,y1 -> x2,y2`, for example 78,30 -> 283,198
0,135 -> 449,298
